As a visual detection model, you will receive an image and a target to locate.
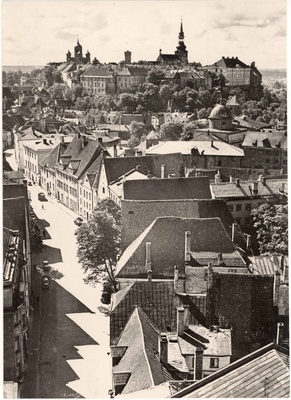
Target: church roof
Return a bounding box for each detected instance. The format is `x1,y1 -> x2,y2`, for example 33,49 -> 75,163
159,54 -> 180,61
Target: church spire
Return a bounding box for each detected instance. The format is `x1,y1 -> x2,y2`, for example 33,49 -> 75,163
179,19 -> 184,41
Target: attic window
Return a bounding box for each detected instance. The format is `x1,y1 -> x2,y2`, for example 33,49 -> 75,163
210,358 -> 219,368
128,211 -> 133,215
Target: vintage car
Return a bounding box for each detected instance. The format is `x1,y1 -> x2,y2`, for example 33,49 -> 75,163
38,192 -> 46,201
43,260 -> 50,271
74,217 -> 84,226
42,275 -> 50,289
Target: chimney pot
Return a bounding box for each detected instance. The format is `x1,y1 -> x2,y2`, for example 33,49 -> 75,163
229,175 -> 233,183
161,164 -> 166,179
147,269 -> 152,282
159,333 -> 168,364
185,231 -> 191,262
235,178 -> 240,187
177,306 -> 185,336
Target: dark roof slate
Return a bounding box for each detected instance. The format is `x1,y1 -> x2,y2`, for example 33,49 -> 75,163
123,177 -> 211,201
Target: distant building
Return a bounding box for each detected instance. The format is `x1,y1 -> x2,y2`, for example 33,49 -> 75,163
204,56 -> 263,100
80,66 -> 115,95
157,21 -> 188,65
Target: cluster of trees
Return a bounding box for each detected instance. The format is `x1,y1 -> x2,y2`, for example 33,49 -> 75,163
76,199 -> 121,289
251,203 -> 288,256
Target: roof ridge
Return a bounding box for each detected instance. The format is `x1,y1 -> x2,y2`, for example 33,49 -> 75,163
137,307 -> 155,388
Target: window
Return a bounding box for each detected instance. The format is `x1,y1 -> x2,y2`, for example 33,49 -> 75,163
228,269 -> 237,273
210,358 -> 219,368
236,204 -> 242,211
102,187 -> 105,193
245,204 -> 251,211
128,210 -> 133,215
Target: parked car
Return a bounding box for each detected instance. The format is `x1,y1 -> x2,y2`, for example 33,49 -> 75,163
74,217 -> 83,226
42,275 -> 50,289
38,192 -> 46,201
43,260 -> 50,271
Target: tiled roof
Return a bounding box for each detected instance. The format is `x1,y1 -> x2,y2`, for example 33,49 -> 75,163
113,307 -> 165,394
104,153 -> 183,184
242,130 -> 287,149
249,255 -> 287,276
81,66 -> 113,77
61,61 -> 76,73
80,152 -> 103,188
123,177 -> 212,201
186,326 -> 232,356
40,142 -> 69,169
127,67 -> 148,76
211,178 -> 288,199
233,115 -> 270,129
3,186 -> 27,237
171,343 -> 289,398
207,57 -> 249,69
3,113 -> 25,130
145,141 -> 244,157
159,54 -> 180,61
116,217 -> 247,279
110,281 -> 178,345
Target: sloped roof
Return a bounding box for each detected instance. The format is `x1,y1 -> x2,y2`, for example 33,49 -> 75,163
123,177 -> 212,201
242,130 -> 287,149
3,113 -> 25,130
127,67 -> 148,76
116,217 -> 247,279
159,54 -> 180,61
145,141 -> 244,157
109,170 -> 148,198
233,115 -> 271,130
39,141 -> 69,169
113,307 -> 165,394
80,152 -> 103,188
226,95 -> 240,106
3,186 -> 27,237
249,255 -> 288,276
81,66 -> 113,77
110,281 -> 177,345
211,178 -> 288,199
207,57 -> 249,69
185,326 -> 232,356
171,343 -> 289,398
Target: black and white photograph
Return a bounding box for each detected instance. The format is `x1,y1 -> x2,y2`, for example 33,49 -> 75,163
2,0 -> 288,398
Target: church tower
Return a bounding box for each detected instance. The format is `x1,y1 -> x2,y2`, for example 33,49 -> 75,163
175,20 -> 188,64
74,39 -> 83,60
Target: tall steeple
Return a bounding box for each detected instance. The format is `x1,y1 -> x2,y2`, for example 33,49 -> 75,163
179,20 -> 184,41
175,19 -> 188,64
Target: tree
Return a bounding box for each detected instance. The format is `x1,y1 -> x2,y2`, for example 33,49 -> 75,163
48,83 -> 66,99
251,203 -> 288,256
129,121 -> 147,140
159,122 -> 183,141
117,93 -> 138,113
146,69 -> 165,85
76,199 -> 121,288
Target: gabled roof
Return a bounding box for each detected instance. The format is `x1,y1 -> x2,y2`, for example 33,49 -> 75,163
211,178 -> 288,199
116,217 -> 247,279
110,281 -> 177,345
207,56 -> 249,69
145,141 -> 244,157
159,54 -> 180,61
123,177 -> 212,201
39,141 -> 69,169
79,152 -> 104,188
81,66 -> 113,77
171,343 -> 289,398
242,130 -> 287,149
113,307 -> 166,394
127,67 -> 148,76
233,115 -> 271,130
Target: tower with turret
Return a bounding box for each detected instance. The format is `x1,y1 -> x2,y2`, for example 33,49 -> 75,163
175,20 -> 188,64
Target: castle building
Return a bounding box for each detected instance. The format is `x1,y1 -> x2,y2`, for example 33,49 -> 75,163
157,21 -> 188,65
66,39 -> 91,64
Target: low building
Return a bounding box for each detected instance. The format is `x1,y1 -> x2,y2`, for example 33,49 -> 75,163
210,175 -> 288,227
241,129 -> 287,173
171,343 -> 289,398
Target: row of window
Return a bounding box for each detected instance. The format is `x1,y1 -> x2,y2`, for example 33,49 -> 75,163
25,148 -> 36,159
80,188 -> 92,201
228,203 -> 252,212
26,160 -> 37,172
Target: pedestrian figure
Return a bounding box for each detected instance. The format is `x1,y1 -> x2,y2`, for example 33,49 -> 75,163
42,205 -> 45,210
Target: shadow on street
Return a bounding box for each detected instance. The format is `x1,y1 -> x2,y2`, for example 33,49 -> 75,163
42,244 -> 63,265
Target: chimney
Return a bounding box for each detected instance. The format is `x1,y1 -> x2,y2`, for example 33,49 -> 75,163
276,322 -> 284,346
185,231 -> 191,262
273,271 -> 280,307
235,178 -> 240,187
61,136 -> 64,143
229,175 -> 233,183
177,306 -> 185,336
97,137 -> 103,144
217,252 -> 223,265
251,182 -> 258,195
159,333 -> 168,364
174,264 -> 185,293
280,256 -> 286,284
113,144 -> 117,157
194,348 -> 204,380
135,150 -> 142,156
232,222 -> 236,242
147,269 -> 152,282
246,234 -> 251,250
184,304 -> 189,331
262,176 -> 266,185
161,165 -> 166,179
43,138 -> 48,145
145,242 -> 151,271
215,170 -> 221,183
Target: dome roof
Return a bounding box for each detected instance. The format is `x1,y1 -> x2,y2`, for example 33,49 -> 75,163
209,104 -> 232,119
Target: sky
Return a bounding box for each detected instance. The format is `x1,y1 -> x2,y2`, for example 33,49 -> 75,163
1,0 -> 287,69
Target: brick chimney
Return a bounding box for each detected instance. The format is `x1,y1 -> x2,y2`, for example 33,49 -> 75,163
273,271 -> 281,307
174,265 -> 185,293
185,231 -> 191,262
177,306 -> 185,336
145,242 -> 151,270
159,333 -> 168,364
194,348 -> 204,380
276,322 -> 284,346
251,182 -> 258,195
215,170 -> 221,183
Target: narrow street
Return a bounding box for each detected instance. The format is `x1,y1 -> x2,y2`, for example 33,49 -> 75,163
20,183 -> 112,398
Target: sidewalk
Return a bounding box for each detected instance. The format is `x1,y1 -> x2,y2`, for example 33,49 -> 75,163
20,261 -> 42,398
